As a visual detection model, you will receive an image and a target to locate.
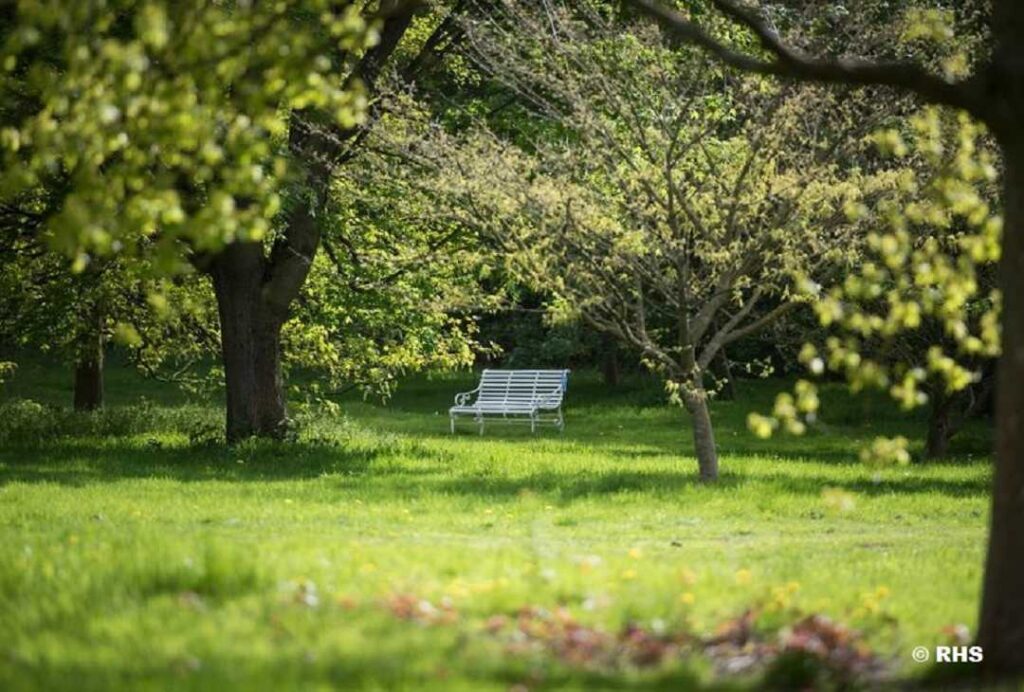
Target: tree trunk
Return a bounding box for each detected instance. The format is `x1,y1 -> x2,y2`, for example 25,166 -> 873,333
199,3 -> 414,442
73,354 -> 103,411
211,242 -> 287,443
73,311 -> 104,411
924,387 -> 954,460
977,131 -> 1024,674
601,336 -> 621,387
925,372 -> 994,461
710,346 -> 736,401
683,389 -> 718,481
73,357 -> 103,411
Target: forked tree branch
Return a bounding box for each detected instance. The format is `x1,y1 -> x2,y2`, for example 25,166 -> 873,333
629,0 -> 985,118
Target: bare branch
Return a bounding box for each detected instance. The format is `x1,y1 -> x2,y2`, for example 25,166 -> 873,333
629,0 -> 984,117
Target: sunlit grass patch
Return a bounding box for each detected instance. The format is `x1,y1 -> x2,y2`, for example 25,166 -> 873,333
0,368 -> 990,689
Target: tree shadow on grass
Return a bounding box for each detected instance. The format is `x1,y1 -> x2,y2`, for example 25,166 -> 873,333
746,471 -> 990,498
0,438 -> 391,487
0,431 -> 991,502
0,427 -> 991,503
0,439 -> 989,503
434,469 -> 747,500
0,653 -> 713,692
432,468 -> 989,501
397,408 -> 993,464
409,428 -> 992,472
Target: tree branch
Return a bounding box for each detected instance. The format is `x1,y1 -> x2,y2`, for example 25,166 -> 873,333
629,0 -> 985,118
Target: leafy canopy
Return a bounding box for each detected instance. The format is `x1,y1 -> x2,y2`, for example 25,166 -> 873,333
0,0 -> 377,275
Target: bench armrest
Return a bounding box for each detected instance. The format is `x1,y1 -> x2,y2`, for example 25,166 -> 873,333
454,386 -> 480,406
535,387 -> 565,408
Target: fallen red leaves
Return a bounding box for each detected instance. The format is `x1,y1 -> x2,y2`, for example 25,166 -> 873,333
706,611 -> 886,684
385,593 -> 459,625
379,596 -> 888,685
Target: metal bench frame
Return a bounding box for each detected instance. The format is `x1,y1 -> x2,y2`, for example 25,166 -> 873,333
449,369 -> 570,434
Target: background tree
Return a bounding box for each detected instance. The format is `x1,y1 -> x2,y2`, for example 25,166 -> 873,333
0,0 -> 479,440
444,1 -> 883,479
0,206 -> 220,410
747,109 -> 1001,462
632,0 -> 1022,674
0,0 -> 380,435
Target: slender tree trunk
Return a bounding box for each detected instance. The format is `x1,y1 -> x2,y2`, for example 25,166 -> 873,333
601,336 -> 620,387
977,133 -> 1024,674
73,357 -> 103,411
73,310 -> 104,411
710,346 -> 736,401
924,388 -> 954,460
683,388 -> 718,481
211,242 -> 287,443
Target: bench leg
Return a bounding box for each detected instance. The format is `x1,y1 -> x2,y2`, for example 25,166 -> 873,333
477,416 -> 484,436
557,408 -> 564,432
450,416 -> 455,434
531,415 -> 536,434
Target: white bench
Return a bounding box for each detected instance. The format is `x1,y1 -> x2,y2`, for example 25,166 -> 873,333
449,369 -> 570,434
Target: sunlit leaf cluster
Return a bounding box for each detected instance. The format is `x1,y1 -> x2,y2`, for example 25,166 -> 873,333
754,109 -> 1002,464
280,96 -> 497,400
0,0 -> 377,275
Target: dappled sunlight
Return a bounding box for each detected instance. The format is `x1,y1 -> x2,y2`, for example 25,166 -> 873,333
1,375 -> 989,690
2,0 -> 1018,682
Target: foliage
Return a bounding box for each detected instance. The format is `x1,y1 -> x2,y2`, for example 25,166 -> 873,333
0,245 -> 220,390
276,97 -> 506,402
0,0 -> 377,275
455,3 -> 887,396
0,0 -> 492,412
0,360 -> 13,384
476,305 -> 612,370
751,109 -> 1001,463
0,396 -> 213,445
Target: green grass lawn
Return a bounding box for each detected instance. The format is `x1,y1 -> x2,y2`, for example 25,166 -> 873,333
0,365 -> 992,689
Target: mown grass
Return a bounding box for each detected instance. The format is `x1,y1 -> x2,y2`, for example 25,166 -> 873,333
0,364 -> 992,690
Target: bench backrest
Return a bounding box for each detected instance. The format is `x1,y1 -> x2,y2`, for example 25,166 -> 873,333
477,369 -> 569,407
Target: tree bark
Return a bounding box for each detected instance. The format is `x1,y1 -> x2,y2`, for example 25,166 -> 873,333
73,310 -> 104,411
710,346 -> 736,401
601,336 -> 621,387
977,132 -> 1024,675
210,242 -> 288,443
199,6 -> 428,443
73,357 -> 103,411
924,387 -> 954,460
683,389 -> 719,480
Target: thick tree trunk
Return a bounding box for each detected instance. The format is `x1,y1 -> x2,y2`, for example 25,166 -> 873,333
977,132 -> 1024,674
211,242 -> 287,443
683,388 -> 718,481
73,311 -> 104,411
198,3 -> 414,442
